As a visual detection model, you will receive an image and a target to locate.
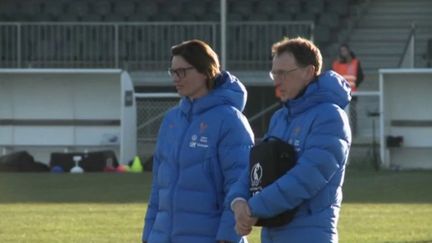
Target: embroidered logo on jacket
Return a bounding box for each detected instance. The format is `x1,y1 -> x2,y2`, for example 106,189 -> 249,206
189,134 -> 209,148
250,163 -> 263,195
200,122 -> 208,134
189,134 -> 198,148
293,126 -> 301,136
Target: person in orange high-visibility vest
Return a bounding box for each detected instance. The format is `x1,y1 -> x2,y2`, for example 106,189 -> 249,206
332,44 -> 364,91
332,44 -> 364,136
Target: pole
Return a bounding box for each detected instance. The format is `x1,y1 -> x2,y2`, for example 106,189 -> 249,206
220,0 -> 227,70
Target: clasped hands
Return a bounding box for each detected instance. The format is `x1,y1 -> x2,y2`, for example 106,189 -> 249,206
232,200 -> 258,236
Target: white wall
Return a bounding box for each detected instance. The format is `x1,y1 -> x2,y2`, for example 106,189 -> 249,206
0,69 -> 136,165
380,69 -> 432,169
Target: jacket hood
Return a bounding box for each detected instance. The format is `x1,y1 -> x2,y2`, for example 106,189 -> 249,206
284,70 -> 351,115
179,71 -> 247,115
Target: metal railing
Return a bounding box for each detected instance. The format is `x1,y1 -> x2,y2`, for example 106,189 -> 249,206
398,23 -> 416,68
225,21 -> 313,69
0,21 -> 313,70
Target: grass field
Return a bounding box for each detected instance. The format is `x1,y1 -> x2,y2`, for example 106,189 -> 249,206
1,169 -> 432,243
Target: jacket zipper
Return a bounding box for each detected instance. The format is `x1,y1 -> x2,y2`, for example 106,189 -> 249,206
170,101 -> 193,241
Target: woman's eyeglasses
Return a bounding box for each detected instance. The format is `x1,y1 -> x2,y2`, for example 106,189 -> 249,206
168,67 -> 195,79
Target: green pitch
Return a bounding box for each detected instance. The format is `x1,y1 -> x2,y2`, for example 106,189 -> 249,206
0,170 -> 431,243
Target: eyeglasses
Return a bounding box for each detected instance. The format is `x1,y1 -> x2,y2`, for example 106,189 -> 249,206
269,67 -> 299,80
168,67 -> 195,79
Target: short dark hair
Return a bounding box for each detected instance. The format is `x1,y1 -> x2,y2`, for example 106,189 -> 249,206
271,37 -> 322,76
171,39 -> 220,89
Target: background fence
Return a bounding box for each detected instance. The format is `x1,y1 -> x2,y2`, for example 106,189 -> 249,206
135,93 -> 180,157
0,21 -> 313,70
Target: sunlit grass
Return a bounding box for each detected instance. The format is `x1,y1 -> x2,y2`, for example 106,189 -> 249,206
340,203 -> 432,242
0,203 -> 146,243
1,170 -> 431,243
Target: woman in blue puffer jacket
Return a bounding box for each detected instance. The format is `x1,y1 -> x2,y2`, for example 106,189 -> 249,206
142,39 -> 254,243
227,37 -> 352,243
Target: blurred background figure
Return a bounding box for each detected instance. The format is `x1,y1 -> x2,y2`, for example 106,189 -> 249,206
332,44 -> 364,136
332,44 -> 364,91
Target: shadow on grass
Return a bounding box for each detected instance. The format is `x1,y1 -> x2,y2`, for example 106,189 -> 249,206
343,164 -> 432,203
383,241 -> 432,243
0,172 -> 152,203
1,168 -> 432,204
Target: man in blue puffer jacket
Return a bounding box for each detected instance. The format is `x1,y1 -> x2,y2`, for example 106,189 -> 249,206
142,39 -> 254,243
227,37 -> 352,243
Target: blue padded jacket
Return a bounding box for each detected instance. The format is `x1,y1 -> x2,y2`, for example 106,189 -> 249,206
227,70 -> 352,243
142,71 -> 254,243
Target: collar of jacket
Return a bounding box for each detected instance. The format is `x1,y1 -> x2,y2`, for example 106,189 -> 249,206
179,71 -> 247,116
283,70 -> 351,116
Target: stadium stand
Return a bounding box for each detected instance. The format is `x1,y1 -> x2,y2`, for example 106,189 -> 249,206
305,0 -> 325,15
341,0 -> 432,90
2,0 -> 431,156
280,0 -> 302,16
327,0 -> 350,16
425,38 -> 432,67
1,0 -> 430,72
0,0 -> 365,71
66,1 -> 92,21
44,1 -> 65,21
256,1 -> 278,17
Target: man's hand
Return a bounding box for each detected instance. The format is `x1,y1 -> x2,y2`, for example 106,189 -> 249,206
232,200 -> 257,236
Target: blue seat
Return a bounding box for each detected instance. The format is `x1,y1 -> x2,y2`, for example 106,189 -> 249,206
304,0 -> 325,14
271,13 -> 294,21
57,13 -> 80,22
279,0 -> 302,15
319,13 -> 340,29
200,12 -> 219,21
92,0 -> 112,16
18,1 -> 43,19
173,14 -> 199,21
314,25 -> 331,44
256,1 -> 279,16
0,1 -> 21,21
127,14 -> 152,22
249,13 -> 271,21
207,0 -> 221,15
112,0 -> 136,16
230,1 -> 254,17
163,1 -> 182,16
104,14 -> 128,22
65,1 -> 90,17
426,38 -> 432,67
136,1 -> 158,17
186,1 -> 207,18
227,12 -> 246,21
44,1 -> 65,17
326,0 -> 349,16
31,13 -> 56,21
151,14 -> 172,21
80,14 -> 104,22
295,12 -> 316,21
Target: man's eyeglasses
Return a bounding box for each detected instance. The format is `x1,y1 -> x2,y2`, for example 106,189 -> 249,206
269,67 -> 299,80
168,67 -> 195,79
